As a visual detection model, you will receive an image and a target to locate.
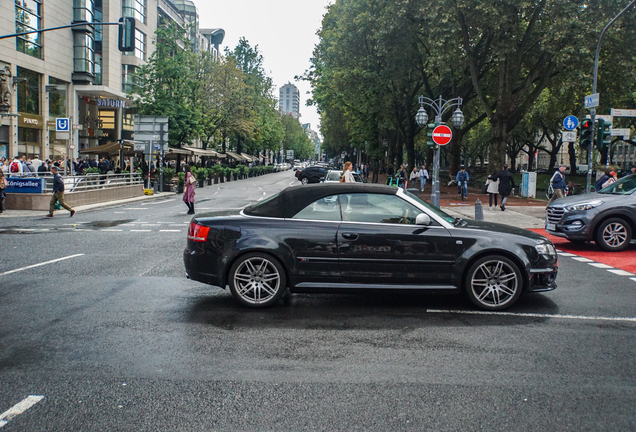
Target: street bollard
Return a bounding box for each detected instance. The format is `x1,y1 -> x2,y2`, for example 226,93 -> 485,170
475,199 -> 484,221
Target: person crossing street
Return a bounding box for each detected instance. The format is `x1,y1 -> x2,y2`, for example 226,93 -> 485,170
46,166 -> 75,218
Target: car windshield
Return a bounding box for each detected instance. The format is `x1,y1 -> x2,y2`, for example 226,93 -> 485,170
403,190 -> 457,224
326,171 -> 341,181
597,174 -> 636,195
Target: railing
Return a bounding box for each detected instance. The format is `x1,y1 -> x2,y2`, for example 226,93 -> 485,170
5,172 -> 144,193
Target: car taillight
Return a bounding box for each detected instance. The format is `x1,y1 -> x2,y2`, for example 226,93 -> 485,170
187,222 -> 210,242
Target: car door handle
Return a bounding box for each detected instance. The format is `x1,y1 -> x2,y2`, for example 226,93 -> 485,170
342,233 -> 359,240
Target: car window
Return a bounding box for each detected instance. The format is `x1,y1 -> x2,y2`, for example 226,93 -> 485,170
292,195 -> 341,221
598,175 -> 636,195
340,193 -> 422,224
326,172 -> 341,181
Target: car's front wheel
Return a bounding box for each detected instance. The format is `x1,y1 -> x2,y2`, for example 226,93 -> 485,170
228,253 -> 287,308
595,218 -> 632,252
465,256 -> 523,311
301,177 -> 309,185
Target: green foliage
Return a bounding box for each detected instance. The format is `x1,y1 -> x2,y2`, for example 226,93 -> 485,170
177,172 -> 185,187
162,168 -> 176,183
192,167 -> 207,182
83,167 -> 100,175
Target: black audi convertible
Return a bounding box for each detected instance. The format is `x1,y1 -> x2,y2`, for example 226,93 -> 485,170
184,184 -> 558,311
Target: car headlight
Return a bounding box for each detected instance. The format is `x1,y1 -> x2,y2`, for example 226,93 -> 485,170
565,200 -> 603,212
535,243 -> 556,257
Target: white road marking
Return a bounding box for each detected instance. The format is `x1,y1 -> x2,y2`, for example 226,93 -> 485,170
130,230 -> 151,232
631,278 -> 636,283
160,229 -> 181,232
258,187 -> 262,190
608,269 -> 635,277
257,198 -> 264,201
127,222 -> 148,224
213,191 -> 218,195
126,208 -> 147,210
588,263 -> 613,269
572,257 -> 593,262
156,222 -> 173,224
114,212 -> 125,214
102,229 -> 123,232
18,229 -> 35,231
426,309 -> 636,323
557,252 -> 576,257
0,395 -> 45,428
262,192 -> 266,195
0,254 -> 84,277
143,199 -> 175,205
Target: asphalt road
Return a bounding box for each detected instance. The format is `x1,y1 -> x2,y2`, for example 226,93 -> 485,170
1,171 -> 635,431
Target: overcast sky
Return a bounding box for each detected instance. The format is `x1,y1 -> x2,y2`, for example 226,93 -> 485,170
196,0 -> 334,136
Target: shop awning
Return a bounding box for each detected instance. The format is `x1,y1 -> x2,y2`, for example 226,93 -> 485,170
182,146 -> 222,157
240,153 -> 256,162
225,151 -> 246,161
166,147 -> 191,155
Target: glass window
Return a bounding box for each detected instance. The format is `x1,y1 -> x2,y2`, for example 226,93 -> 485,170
340,193 -> 423,225
122,64 -> 137,93
123,29 -> 146,60
48,77 -> 67,117
73,0 -> 94,23
403,190 -> 457,224
16,67 -> 40,115
122,0 -> 146,24
292,196 -> 341,221
15,0 -> 42,58
73,32 -> 95,74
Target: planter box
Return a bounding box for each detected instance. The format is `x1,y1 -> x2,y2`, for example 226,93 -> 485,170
198,180 -> 205,188
177,184 -> 184,194
220,177 -> 224,183
162,184 -> 172,192
214,177 -> 219,184
207,178 -> 212,186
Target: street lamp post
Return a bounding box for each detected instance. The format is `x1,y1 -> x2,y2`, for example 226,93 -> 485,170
415,95 -> 464,208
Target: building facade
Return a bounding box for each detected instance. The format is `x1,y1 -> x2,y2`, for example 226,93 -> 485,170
279,82 -> 300,119
1,0 -> 223,161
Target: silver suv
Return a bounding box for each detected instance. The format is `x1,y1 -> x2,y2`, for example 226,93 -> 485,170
545,174 -> 636,251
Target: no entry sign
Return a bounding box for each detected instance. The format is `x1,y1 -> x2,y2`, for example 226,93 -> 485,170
432,125 -> 452,145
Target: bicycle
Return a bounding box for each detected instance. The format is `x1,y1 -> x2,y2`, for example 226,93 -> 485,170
458,181 -> 468,200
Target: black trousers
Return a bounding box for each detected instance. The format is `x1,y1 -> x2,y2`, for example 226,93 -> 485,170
488,193 -> 498,207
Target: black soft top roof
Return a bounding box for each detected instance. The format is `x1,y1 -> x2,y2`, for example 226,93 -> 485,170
243,183 -> 399,218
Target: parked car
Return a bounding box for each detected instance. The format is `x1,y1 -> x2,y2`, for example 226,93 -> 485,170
184,184 -> 558,311
295,166 -> 329,184
546,174 -> 636,251
320,169 -> 363,183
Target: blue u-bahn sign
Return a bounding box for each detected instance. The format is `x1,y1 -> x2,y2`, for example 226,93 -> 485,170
5,178 -> 45,193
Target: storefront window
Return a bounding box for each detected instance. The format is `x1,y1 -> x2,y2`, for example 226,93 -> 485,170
15,0 -> 42,59
49,77 -> 68,118
16,67 -> 40,115
122,0 -> 146,24
18,127 -> 41,157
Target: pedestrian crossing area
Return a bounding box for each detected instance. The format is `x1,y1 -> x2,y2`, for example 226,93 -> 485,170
0,221 -> 191,234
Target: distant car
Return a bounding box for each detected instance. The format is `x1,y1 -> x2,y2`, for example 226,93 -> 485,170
296,166 -> 328,184
546,174 -> 636,251
184,184 -> 558,311
320,170 -> 363,183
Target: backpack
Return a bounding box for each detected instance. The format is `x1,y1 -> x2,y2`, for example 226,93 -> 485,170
10,161 -> 19,173
594,175 -> 608,192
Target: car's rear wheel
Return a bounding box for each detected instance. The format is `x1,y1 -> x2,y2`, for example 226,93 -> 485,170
465,256 -> 523,311
595,218 -> 632,252
228,253 -> 286,308
301,177 -> 309,185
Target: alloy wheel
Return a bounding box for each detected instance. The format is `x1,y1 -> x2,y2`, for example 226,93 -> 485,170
232,256 -> 282,305
469,259 -> 519,309
602,222 -> 628,248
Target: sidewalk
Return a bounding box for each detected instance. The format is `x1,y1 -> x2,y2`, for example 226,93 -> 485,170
0,192 -> 176,219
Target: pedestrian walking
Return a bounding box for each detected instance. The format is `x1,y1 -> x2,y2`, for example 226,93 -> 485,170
183,164 -> 196,214
341,161 -> 356,183
398,165 -> 406,188
546,164 -> 567,207
46,166 -> 75,218
496,164 -> 515,211
418,165 -> 429,192
486,170 -> 500,209
0,170 -> 7,214
409,166 -> 419,187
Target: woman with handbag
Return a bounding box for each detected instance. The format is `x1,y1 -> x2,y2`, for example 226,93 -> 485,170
341,161 -> 355,183
183,164 -> 196,214
485,170 -> 500,210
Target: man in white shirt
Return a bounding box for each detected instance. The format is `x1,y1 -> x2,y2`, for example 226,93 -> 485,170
31,154 -> 43,171
418,165 -> 429,192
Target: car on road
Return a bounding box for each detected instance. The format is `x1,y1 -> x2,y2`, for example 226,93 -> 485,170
184,184 -> 558,311
546,174 -> 636,251
295,165 -> 328,184
320,169 -> 363,183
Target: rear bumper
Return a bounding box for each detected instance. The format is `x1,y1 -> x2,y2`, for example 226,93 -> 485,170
183,247 -> 225,288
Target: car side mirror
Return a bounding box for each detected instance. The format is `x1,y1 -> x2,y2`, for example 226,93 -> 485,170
416,213 -> 431,226
319,176 -> 325,182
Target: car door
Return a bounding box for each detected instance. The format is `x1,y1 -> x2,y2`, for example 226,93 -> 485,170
337,193 -> 456,288
284,195 -> 343,286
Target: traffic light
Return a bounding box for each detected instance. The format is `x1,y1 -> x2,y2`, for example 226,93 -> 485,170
118,17 -> 135,52
580,118 -> 594,149
426,122 -> 436,147
596,118 -> 612,151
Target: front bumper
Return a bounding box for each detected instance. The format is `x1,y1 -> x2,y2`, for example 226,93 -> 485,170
528,267 -> 558,292
545,206 -> 594,241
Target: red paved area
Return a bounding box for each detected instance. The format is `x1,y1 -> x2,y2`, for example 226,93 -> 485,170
530,228 -> 636,274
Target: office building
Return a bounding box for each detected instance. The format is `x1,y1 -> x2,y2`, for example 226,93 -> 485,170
279,82 -> 300,119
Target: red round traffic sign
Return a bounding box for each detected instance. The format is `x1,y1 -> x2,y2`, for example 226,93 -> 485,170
432,125 -> 452,146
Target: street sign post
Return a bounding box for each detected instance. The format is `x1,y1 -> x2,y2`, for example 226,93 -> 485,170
611,128 -> 630,139
432,125 -> 452,146
585,93 -> 600,109
611,108 -> 636,117
56,118 -> 70,132
562,131 -> 577,142
563,116 -> 579,130
133,115 -> 169,189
